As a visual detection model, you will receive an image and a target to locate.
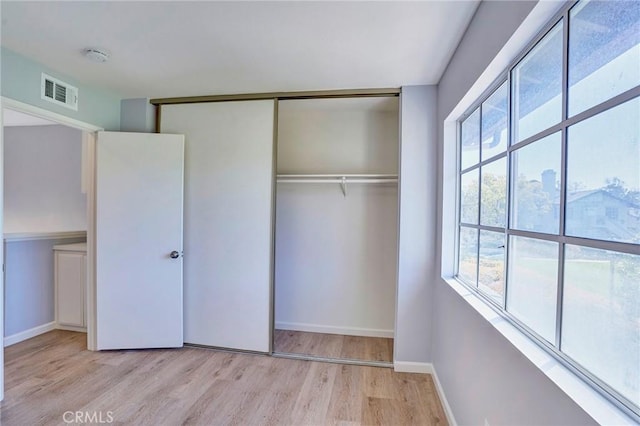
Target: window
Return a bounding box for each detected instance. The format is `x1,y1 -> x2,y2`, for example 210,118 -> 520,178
456,0 -> 640,418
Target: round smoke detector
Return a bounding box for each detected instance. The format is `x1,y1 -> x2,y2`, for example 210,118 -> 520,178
84,48 -> 110,63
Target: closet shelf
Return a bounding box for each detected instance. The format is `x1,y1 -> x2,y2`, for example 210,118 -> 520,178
277,173 -> 397,180
276,174 -> 398,196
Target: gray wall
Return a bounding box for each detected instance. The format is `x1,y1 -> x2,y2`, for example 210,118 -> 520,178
395,85 -> 437,363
4,125 -> 86,233
433,1 -> 595,424
121,98 -> 155,133
4,237 -> 85,337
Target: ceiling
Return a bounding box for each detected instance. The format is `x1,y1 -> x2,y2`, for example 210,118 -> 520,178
1,1 -> 479,99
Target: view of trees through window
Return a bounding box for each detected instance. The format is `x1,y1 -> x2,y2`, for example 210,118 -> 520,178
457,0 -> 639,417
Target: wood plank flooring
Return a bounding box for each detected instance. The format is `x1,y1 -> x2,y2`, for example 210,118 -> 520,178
274,330 -> 394,363
1,330 -> 446,426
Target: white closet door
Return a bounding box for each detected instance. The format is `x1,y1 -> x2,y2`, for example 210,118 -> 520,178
161,101 -> 274,353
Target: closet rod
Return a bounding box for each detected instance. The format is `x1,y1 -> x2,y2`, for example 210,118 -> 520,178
276,179 -> 397,184
277,174 -> 398,179
277,174 -> 398,197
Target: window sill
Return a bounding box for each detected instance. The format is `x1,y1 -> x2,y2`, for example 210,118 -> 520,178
441,276 -> 638,425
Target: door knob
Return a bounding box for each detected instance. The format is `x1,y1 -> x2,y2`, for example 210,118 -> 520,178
170,251 -> 180,259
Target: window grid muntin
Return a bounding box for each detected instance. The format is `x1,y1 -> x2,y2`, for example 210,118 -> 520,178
556,6 -> 570,348
506,229 -> 640,256
502,76 -> 513,311
455,0 -> 640,418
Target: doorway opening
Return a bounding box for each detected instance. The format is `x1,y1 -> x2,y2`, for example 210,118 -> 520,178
1,99 -> 101,374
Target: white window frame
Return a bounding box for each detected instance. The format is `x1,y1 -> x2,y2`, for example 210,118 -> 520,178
454,0 -> 640,420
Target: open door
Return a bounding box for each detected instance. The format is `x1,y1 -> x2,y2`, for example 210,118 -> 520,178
95,131 -> 184,350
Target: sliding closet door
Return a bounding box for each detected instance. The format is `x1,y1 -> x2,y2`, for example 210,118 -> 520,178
161,100 -> 275,353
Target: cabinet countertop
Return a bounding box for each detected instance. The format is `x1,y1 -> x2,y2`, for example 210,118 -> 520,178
53,242 -> 87,252
4,231 -> 87,242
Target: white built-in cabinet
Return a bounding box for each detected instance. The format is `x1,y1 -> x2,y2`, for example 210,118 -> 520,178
54,242 -> 87,331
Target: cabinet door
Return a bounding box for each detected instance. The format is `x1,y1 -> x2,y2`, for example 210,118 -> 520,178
56,251 -> 85,327
161,100 -> 275,353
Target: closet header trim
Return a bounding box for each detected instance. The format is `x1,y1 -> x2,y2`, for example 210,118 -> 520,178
150,88 -> 401,106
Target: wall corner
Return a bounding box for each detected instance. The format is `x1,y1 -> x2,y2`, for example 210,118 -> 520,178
395,85 -> 438,364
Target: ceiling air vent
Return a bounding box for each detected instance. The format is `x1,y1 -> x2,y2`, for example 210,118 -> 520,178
41,73 -> 78,111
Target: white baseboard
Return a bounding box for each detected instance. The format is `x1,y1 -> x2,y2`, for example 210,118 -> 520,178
275,321 -> 394,338
57,324 -> 87,333
394,361 -> 434,374
393,362 -> 457,426
4,321 -> 56,347
430,366 -> 457,426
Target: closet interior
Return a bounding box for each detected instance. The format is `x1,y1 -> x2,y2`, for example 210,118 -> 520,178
273,96 -> 400,363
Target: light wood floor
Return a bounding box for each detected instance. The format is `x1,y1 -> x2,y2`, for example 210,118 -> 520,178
274,330 -> 394,363
1,330 -> 446,426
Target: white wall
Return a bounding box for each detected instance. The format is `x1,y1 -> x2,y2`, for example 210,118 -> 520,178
395,85 -> 438,364
277,98 -> 399,174
434,1 -> 595,424
275,184 -> 398,336
3,125 -> 86,233
0,100 -> 4,400
275,98 -> 399,337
